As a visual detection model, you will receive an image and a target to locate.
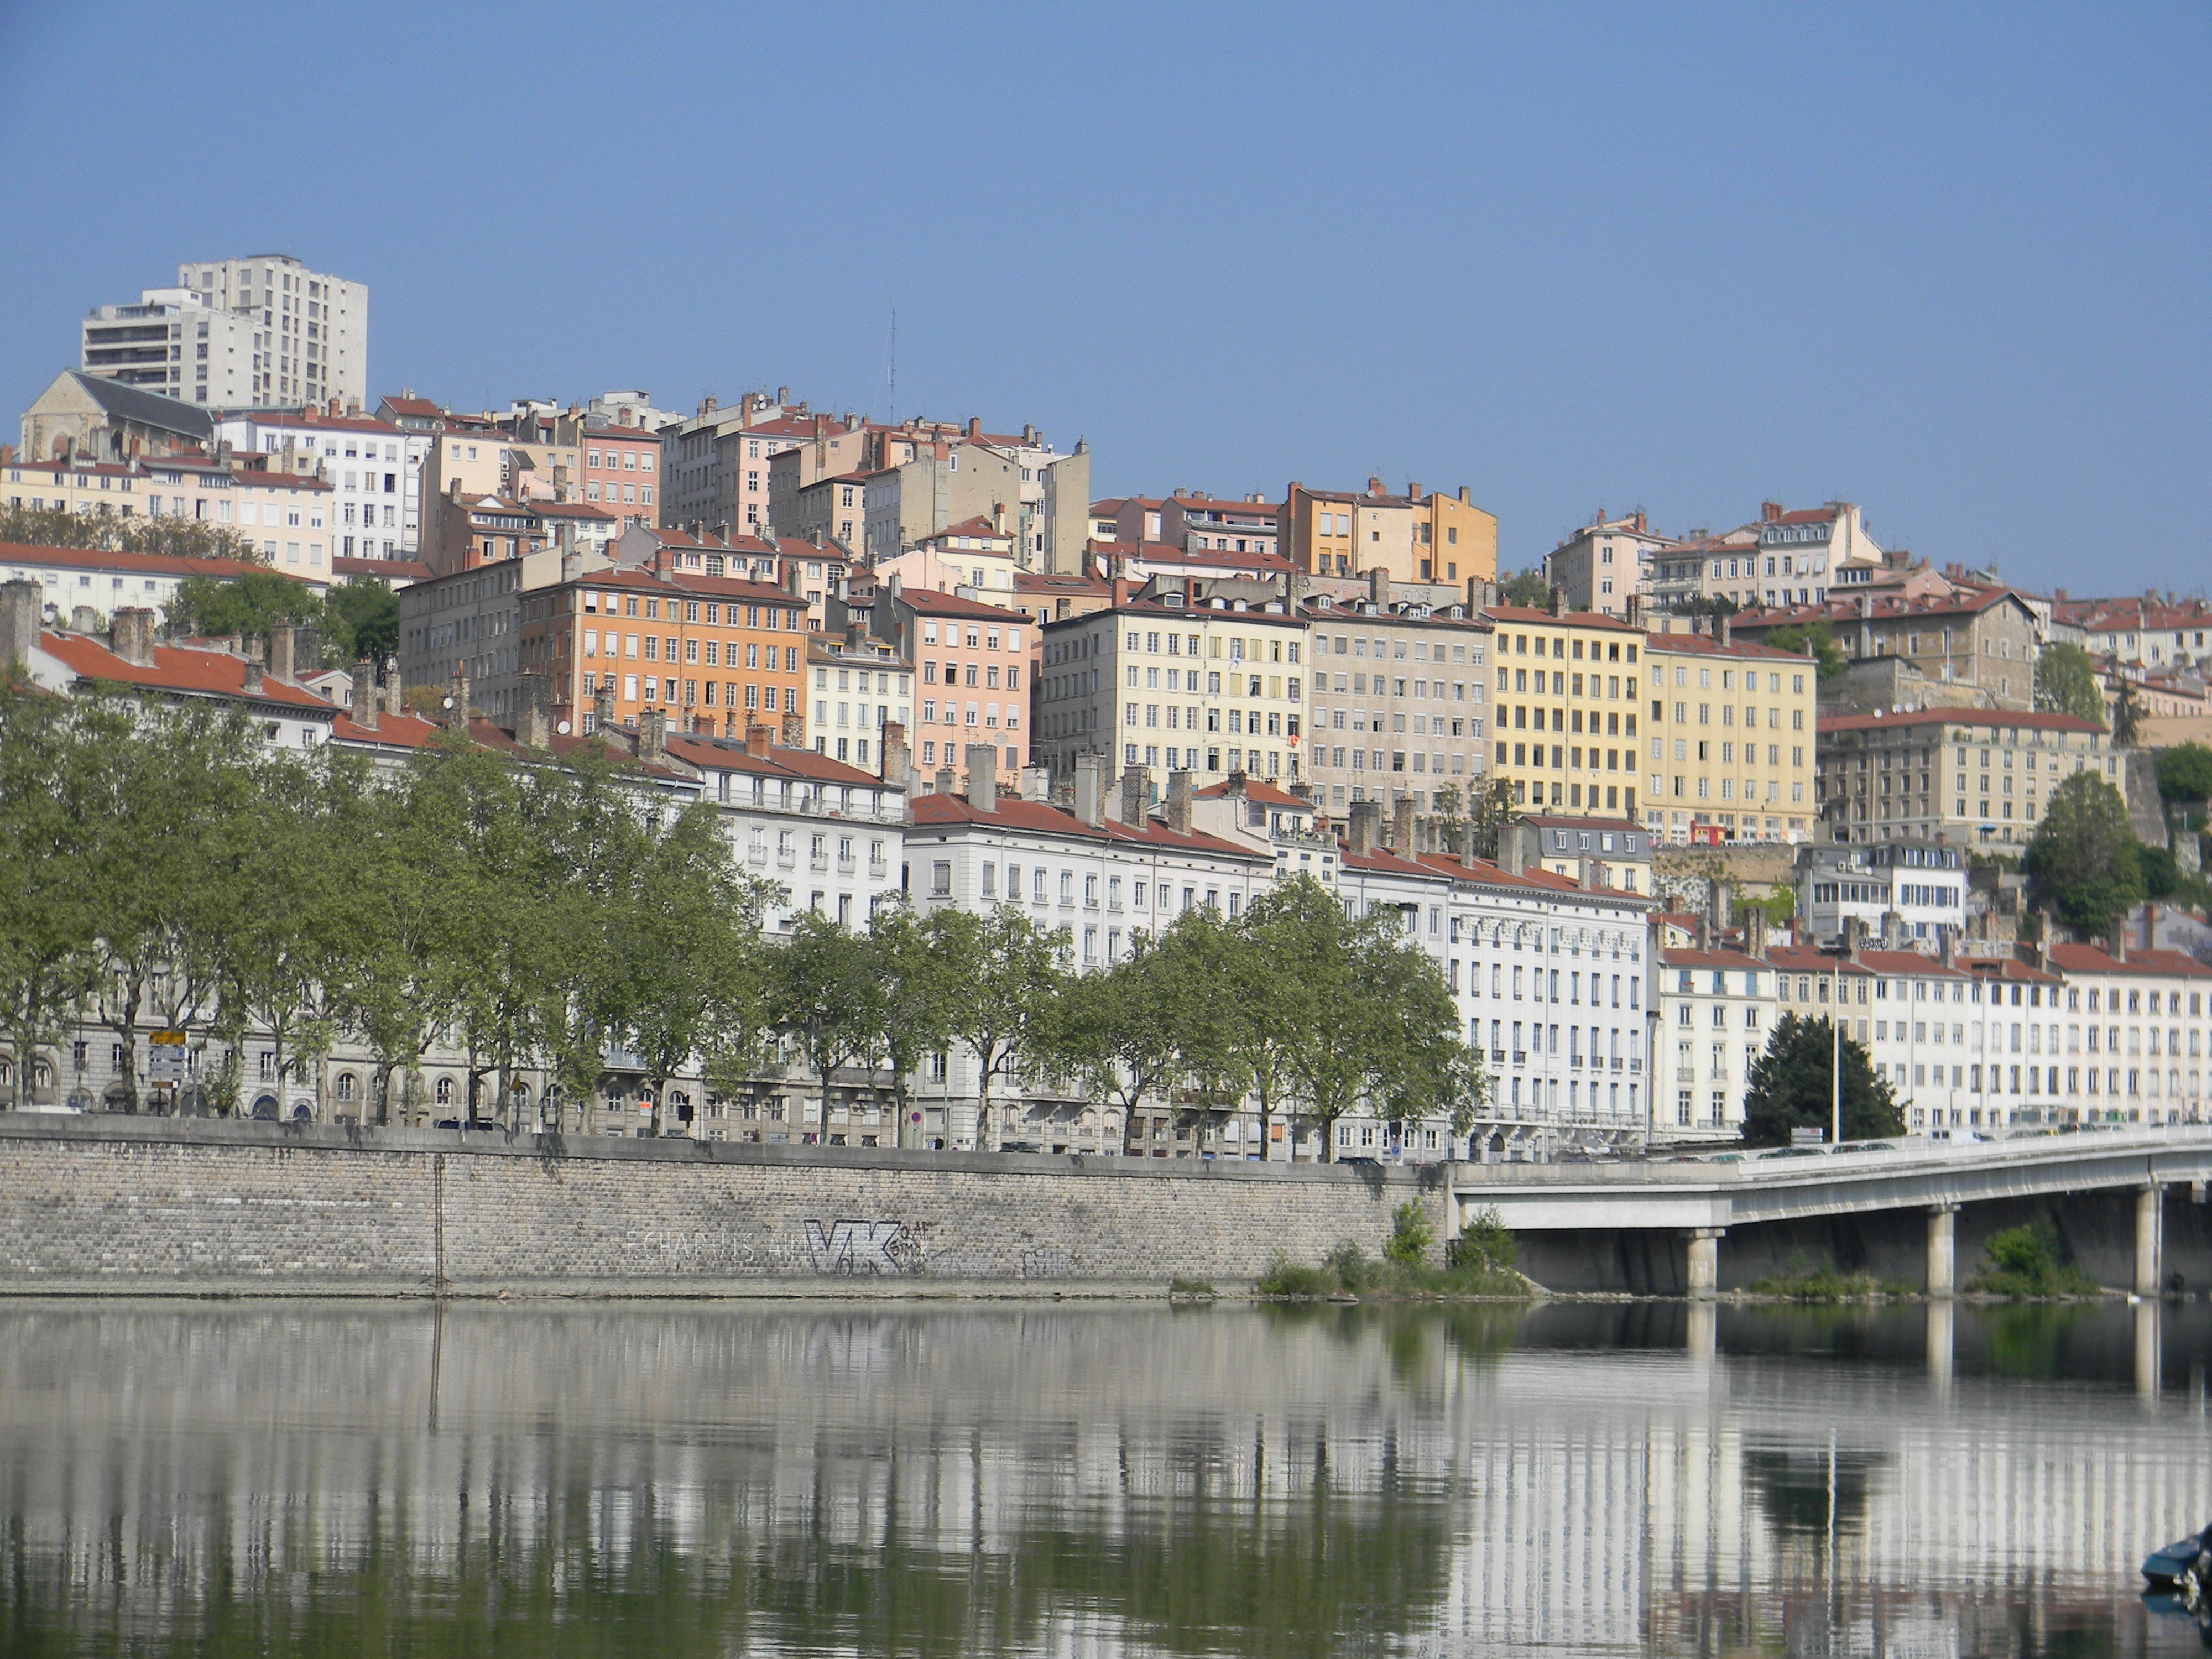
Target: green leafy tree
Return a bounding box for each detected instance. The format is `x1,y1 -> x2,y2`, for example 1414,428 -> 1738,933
0,682 -> 116,1106
2022,770 -> 2143,935
608,799 -> 772,1136
2111,679 -> 2145,747
1042,933 -> 1181,1155
165,568 -> 325,649
322,576 -> 401,664
1757,619 -> 1845,680
1498,567 -> 1551,607
1741,1011 -> 1902,1147
839,899 -> 958,1144
771,912 -> 877,1140
2155,742 -> 2212,805
1461,778 -> 1517,864
0,503 -> 264,563
81,697 -> 263,1114
935,906 -> 1069,1149
2033,643 -> 2106,726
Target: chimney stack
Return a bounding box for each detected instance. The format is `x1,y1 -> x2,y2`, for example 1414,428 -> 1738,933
637,707 -> 668,765
1347,799 -> 1382,857
1391,794 -> 1415,853
0,579 -> 39,670
1074,751 -> 1104,827
880,719 -> 910,787
933,765 -> 954,797
111,607 -> 157,666
1120,766 -> 1149,826
382,656 -> 404,717
70,604 -> 97,634
1021,765 -> 1048,803
1368,567 -> 1391,609
1165,770 -> 1193,835
964,742 -> 999,807
352,657 -> 379,730
515,673 -> 554,749
242,654 -> 264,695
2106,914 -> 2127,963
444,663 -> 469,727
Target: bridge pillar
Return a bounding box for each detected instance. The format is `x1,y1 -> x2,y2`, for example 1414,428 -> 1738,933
1925,1205 -> 1959,1297
1687,1229 -> 1723,1298
2136,1185 -> 2164,1296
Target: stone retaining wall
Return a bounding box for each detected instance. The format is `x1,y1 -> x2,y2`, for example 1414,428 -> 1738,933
0,1118 -> 1442,1297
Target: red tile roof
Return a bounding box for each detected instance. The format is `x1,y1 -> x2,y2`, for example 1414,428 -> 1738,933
2045,943 -> 2212,978
39,632 -> 331,710
892,588 -> 1029,622
1645,630 -> 1816,661
1662,948 -> 1767,969
661,732 -> 891,789
1480,603 -> 1640,632
1193,778 -> 1309,809
907,790 -> 1269,858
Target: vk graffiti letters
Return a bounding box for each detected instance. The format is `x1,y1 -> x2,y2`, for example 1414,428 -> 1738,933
803,1219 -> 906,1276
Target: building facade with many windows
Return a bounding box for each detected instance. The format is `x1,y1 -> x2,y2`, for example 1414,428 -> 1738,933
1641,623 -> 1819,844
173,255 -> 367,410
1300,589 -> 1490,816
1815,707 -> 2119,850
1654,948 -> 1773,1140
1478,602 -> 1643,816
1035,593 -> 1306,800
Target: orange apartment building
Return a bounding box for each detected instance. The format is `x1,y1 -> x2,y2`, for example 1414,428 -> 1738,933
519,566 -> 808,736
1281,478 -> 1498,585
833,584 -> 1030,787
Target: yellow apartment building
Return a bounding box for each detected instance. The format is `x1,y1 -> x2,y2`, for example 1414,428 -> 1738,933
1641,619 -> 1819,845
1478,601 -> 1644,816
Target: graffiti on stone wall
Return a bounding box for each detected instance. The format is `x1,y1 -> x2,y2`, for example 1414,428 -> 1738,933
803,1219 -> 906,1275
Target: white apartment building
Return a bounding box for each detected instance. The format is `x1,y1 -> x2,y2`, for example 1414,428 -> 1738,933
1337,836 -> 1655,1160
806,632 -> 915,773
1654,948 -> 1774,1140
174,255 -> 367,410
80,288 -> 257,406
905,767 -> 1277,1154
215,409 -> 429,559
1035,591 -> 1308,797
1797,841 -> 1966,947
1761,937 -> 2210,1138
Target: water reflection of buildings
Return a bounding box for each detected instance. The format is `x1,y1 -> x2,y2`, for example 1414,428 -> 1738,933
0,1304 -> 2205,1656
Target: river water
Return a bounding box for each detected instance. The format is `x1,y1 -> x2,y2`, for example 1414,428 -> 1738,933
0,1299 -> 2206,1657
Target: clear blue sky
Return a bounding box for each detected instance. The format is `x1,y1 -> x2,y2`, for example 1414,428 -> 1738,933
2,4 -> 2204,591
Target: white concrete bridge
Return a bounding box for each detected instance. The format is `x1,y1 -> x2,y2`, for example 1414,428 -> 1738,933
1448,1126 -> 2212,1295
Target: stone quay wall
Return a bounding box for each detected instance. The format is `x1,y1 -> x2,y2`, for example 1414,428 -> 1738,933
0,1118 -> 1444,1298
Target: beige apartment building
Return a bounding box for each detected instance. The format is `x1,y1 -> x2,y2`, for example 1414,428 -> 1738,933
1641,622 -> 1820,845
1732,586 -> 2043,711
1650,500 -> 1883,614
1281,479 -> 1497,586
1817,707 -> 2121,851
1299,585 -> 1491,816
1542,512 -> 1681,619
1478,601 -> 1644,817
1036,587 -> 1308,796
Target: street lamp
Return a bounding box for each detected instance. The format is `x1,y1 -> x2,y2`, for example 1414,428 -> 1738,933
1818,941 -> 1851,1145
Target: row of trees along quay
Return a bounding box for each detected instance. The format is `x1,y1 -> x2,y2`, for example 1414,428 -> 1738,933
0,679 -> 1482,1156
